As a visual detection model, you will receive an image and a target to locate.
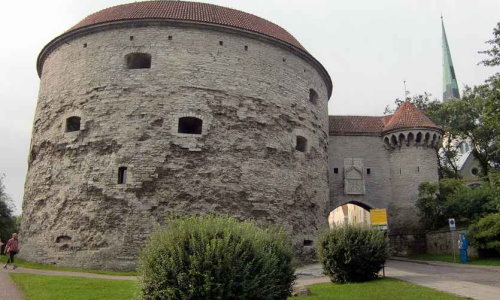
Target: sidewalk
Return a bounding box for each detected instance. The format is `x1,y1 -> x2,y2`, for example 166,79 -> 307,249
391,256 -> 500,272
0,268 -> 25,300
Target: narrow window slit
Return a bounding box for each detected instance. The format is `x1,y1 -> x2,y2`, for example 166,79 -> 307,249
296,136 -> 307,152
118,167 -> 127,184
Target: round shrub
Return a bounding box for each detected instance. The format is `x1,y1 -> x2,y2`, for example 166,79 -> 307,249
138,215 -> 296,300
317,225 -> 390,283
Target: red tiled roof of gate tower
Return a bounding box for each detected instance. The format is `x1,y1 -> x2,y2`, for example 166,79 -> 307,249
382,101 -> 439,132
68,0 -> 305,51
329,102 -> 440,136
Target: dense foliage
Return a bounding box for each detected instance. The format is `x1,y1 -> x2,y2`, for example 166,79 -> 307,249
138,215 -> 295,300
469,213 -> 500,255
0,174 -> 16,243
317,225 -> 390,283
417,179 -> 499,230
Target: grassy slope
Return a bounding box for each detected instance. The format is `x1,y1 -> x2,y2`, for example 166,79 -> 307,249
0,256 -> 136,276
294,279 -> 466,300
408,253 -> 500,266
10,273 -> 139,300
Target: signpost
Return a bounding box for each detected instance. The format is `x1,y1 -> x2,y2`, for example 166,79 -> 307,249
449,218 -> 457,262
370,209 -> 389,277
448,218 -> 456,231
370,209 -> 388,230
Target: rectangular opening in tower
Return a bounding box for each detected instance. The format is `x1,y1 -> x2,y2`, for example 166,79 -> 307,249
118,167 -> 128,184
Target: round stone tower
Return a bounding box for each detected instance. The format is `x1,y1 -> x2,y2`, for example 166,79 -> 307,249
21,1 -> 332,270
382,102 -> 443,234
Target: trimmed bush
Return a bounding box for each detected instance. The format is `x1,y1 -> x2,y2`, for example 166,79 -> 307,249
469,213 -> 500,256
138,215 -> 295,300
317,225 -> 390,283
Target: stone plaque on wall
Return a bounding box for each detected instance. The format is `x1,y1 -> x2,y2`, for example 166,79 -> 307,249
344,158 -> 365,195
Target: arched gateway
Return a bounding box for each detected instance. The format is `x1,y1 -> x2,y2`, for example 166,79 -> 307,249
328,102 -> 442,238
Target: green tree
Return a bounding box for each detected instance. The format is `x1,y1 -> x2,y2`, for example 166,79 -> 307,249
469,213 -> 500,256
417,179 -> 467,230
443,76 -> 500,176
479,22 -> 500,67
0,174 -> 16,243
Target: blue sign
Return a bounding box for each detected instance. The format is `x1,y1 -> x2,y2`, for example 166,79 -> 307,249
448,218 -> 456,231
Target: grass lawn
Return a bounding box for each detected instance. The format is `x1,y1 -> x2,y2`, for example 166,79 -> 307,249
9,274 -> 464,300
293,278 -> 466,300
10,273 -> 139,300
0,256 -> 136,276
408,253 -> 500,266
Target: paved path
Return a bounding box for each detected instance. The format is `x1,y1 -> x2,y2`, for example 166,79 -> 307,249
0,268 -> 25,300
296,260 -> 500,300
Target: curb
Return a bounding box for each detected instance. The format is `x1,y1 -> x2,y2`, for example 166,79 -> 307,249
389,257 -> 500,272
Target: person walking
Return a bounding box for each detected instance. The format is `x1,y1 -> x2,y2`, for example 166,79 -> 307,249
3,233 -> 19,270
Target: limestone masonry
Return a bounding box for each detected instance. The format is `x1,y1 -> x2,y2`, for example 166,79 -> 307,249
21,1 -> 441,270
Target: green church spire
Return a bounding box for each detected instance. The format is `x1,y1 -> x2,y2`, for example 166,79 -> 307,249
442,17 -> 460,102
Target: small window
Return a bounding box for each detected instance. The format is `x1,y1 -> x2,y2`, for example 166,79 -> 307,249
309,89 -> 318,104
118,167 -> 127,184
178,117 -> 202,134
244,45 -> 248,51
334,168 -> 339,174
219,41 -> 223,46
66,116 -> 81,132
417,166 -> 420,173
471,167 -> 479,176
366,168 -> 371,175
129,36 -> 134,41
125,53 -> 151,69
168,35 -> 172,40
295,136 -> 307,152
303,240 -> 313,247
83,43 -> 87,48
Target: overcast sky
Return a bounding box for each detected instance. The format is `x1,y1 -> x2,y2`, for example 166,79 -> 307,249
0,0 -> 499,215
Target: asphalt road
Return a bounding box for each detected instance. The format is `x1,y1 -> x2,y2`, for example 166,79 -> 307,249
296,259 -> 500,300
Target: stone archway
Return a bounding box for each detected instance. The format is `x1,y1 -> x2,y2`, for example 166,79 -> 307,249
328,201 -> 373,228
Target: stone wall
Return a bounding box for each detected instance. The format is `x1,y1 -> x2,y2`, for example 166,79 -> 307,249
386,129 -> 441,234
426,229 -> 478,258
21,24 -> 330,270
328,135 -> 391,212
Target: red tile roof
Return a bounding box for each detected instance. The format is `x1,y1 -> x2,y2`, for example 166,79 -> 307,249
329,116 -> 386,136
69,1 -> 305,51
383,101 -> 439,132
329,102 -> 440,136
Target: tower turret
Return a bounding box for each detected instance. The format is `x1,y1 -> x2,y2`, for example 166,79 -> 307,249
382,102 -> 442,235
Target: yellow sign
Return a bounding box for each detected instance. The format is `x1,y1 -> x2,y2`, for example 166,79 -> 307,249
370,209 -> 388,225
